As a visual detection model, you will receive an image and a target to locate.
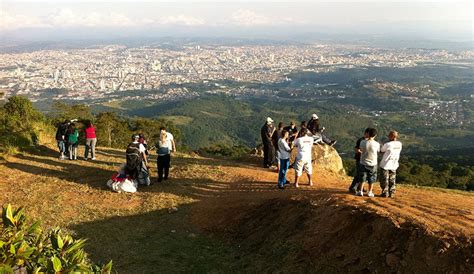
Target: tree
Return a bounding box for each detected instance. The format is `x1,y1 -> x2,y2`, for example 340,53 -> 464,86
95,112 -> 121,147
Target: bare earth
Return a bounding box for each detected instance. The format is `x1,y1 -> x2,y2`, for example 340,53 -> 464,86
0,145 -> 473,272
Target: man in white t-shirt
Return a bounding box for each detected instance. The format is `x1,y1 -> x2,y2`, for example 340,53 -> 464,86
357,128 -> 380,197
380,131 -> 402,198
293,128 -> 314,188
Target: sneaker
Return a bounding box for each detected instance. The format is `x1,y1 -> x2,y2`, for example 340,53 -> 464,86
308,182 -> 313,187
381,191 -> 388,197
295,183 -> 299,188
389,192 -> 395,198
91,157 -> 96,160
278,185 -> 285,190
367,192 -> 375,197
356,190 -> 364,196
330,140 -> 337,147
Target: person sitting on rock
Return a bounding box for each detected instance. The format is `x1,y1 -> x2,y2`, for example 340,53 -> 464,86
307,113 -> 336,146
284,121 -> 298,143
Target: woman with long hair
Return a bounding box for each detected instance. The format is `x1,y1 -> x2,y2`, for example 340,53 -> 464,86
156,127 -> 176,183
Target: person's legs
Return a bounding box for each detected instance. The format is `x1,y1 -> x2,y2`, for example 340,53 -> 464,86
278,159 -> 289,188
84,139 -> 91,159
263,143 -> 269,167
73,143 -> 78,160
164,154 -> 171,180
305,160 -> 313,186
91,138 -> 97,159
367,166 -> 377,197
294,160 -> 304,188
357,164 -> 368,196
349,161 -> 361,192
68,144 -> 73,160
157,156 -> 164,182
380,168 -> 389,196
388,170 -> 397,196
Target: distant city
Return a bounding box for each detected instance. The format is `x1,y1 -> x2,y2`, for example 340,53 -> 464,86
0,42 -> 472,131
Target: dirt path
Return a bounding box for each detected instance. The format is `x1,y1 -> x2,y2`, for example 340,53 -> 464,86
191,160 -> 474,238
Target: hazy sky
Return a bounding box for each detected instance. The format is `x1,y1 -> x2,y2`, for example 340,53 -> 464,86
1,0 -> 472,41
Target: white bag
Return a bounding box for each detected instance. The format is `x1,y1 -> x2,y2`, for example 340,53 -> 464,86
107,178 -> 138,193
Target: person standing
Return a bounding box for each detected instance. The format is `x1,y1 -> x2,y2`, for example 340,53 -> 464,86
348,131 -> 368,193
84,120 -> 97,160
55,120 -> 68,159
156,127 -> 176,182
357,128 -> 380,197
67,123 -> 79,160
274,122 -> 284,171
380,131 -> 402,198
294,128 -> 314,188
277,130 -> 292,189
260,117 -> 276,169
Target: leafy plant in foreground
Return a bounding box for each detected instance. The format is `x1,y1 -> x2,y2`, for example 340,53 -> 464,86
0,204 -> 112,273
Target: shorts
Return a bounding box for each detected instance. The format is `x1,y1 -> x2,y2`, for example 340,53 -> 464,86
295,159 -> 312,176
358,164 -> 377,184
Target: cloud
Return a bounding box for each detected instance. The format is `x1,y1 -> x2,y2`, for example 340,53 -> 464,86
228,9 -> 304,27
158,15 -> 205,26
0,9 -> 206,30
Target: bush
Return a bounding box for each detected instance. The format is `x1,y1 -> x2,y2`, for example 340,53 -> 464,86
0,204 -> 112,273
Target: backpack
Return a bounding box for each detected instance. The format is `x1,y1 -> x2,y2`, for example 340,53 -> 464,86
125,143 -> 142,179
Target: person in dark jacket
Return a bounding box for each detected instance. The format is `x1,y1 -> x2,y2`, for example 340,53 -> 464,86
307,113 -> 337,146
283,121 -> 298,143
348,132 -> 367,193
55,120 -> 70,160
261,117 -> 276,168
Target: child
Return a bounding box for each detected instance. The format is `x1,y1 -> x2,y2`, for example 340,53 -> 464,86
380,131 -> 402,198
357,128 -> 380,197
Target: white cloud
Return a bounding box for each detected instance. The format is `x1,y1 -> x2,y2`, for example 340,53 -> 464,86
0,9 -> 206,30
228,9 -> 304,27
158,15 -> 205,26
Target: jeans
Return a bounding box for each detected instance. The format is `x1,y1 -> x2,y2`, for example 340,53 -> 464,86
381,169 -> 397,194
85,138 -> 97,159
278,158 -> 290,187
57,141 -> 65,154
357,164 -> 377,184
157,154 -> 171,181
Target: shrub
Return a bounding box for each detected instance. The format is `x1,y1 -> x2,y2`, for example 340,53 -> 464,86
0,204 -> 112,273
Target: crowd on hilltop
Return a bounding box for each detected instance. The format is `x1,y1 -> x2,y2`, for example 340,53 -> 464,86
55,120 -> 176,193
263,114 -> 402,198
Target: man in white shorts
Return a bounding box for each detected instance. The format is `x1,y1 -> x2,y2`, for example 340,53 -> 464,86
294,128 -> 314,188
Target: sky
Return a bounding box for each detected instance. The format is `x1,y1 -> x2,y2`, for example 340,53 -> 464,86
0,0 -> 472,42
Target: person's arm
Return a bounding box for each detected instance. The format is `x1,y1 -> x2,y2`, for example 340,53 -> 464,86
283,140 -> 291,152
380,143 -> 388,153
171,139 -> 176,153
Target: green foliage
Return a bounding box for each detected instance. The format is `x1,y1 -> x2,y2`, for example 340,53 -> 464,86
0,204 -> 112,273
51,101 -> 93,124
199,144 -> 251,158
0,96 -> 45,153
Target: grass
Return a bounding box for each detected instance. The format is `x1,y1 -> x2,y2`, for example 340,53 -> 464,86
0,145 -> 244,272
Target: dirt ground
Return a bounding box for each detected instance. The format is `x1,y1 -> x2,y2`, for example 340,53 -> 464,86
0,146 -> 473,272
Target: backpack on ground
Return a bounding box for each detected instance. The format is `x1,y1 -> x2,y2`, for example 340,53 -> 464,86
125,143 -> 142,178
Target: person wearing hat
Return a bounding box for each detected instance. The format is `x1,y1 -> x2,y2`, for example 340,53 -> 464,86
261,117 -> 276,168
307,113 -> 337,146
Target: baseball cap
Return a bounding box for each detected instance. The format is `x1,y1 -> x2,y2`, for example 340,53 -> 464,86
312,113 -> 319,119
266,117 -> 274,123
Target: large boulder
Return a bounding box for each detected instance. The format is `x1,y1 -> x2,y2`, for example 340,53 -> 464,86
290,144 -> 345,175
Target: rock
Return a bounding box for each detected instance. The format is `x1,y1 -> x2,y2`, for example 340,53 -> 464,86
386,253 -> 400,268
290,144 -> 345,175
168,207 -> 178,213
188,233 -> 197,238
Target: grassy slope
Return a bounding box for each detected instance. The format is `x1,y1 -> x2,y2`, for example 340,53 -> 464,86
1,145 -> 473,272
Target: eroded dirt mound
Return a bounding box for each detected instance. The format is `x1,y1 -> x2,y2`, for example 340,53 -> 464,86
193,197 -> 473,273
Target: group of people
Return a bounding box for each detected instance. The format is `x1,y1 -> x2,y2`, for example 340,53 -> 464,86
116,127 -> 176,190
261,114 -> 337,189
55,120 -> 97,160
266,114 -> 402,197
349,128 -> 402,198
